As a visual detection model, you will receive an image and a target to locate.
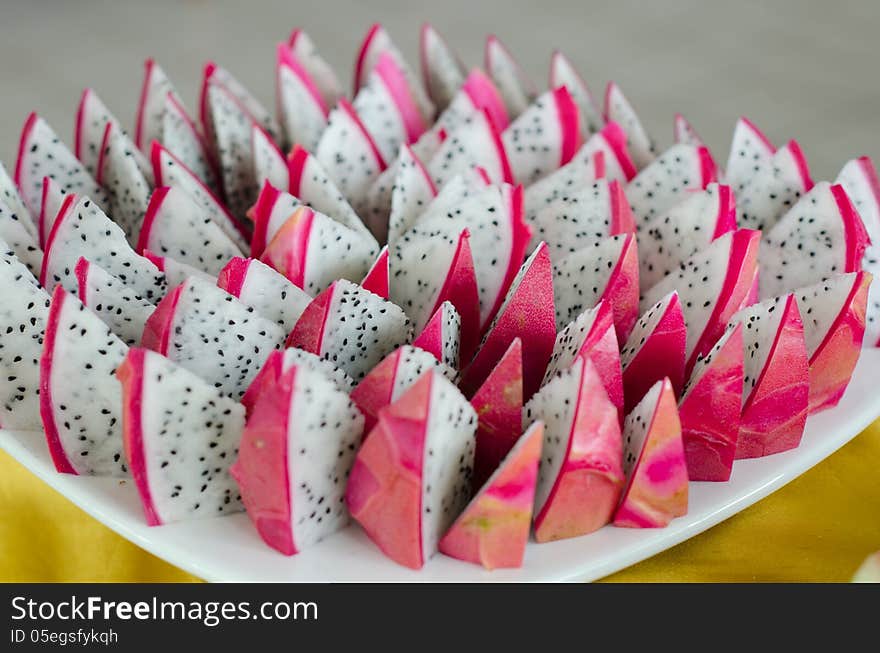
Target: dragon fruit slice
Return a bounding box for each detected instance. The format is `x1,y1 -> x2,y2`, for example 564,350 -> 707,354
138,186 -> 241,276
315,99 -> 387,211
626,143 -> 717,226
75,257 -> 154,347
725,117 -> 775,194
40,286 -> 127,476
549,50 -> 603,136
760,182 -> 869,299
151,142 -> 250,252
413,301 -> 461,371
737,140 -> 813,232
385,145 -> 437,245
96,122 -> 153,242
0,252 -> 50,430
0,161 -> 34,233
38,177 -> 73,247
638,182 -> 737,290
439,420 -> 542,570
526,357 -> 624,542
116,347 -> 245,526
641,229 -> 760,375
552,232 -> 640,341
673,113 -> 704,147
275,42 -> 329,151
248,181 -> 301,258
470,338 -> 523,489
793,272 -> 872,413
353,23 -> 435,122
836,156 -> 880,346
142,276 -> 285,399
252,123 -> 289,191
287,28 -> 343,109
427,109 -> 513,188
524,121 -> 637,225
420,23 -> 466,111
217,256 -> 311,333
542,301 -> 623,413
232,363 -> 364,555
729,293 -> 809,458
142,250 -> 215,286
261,206 -> 377,296
241,346 -> 354,417
76,88 -> 150,180
485,34 -> 535,118
287,279 -> 411,382
604,82 -> 656,169
0,202 -> 42,277
347,369 -> 476,569
41,196 -> 167,301
460,243 -> 556,400
613,378 -> 688,528
620,292 -> 687,412
361,246 -> 389,298
354,52 -> 428,163
135,58 -> 178,151
431,68 -> 509,140
528,179 -> 636,256
351,344 -> 454,434
15,113 -> 109,217
679,324 -> 744,481
501,87 -> 582,185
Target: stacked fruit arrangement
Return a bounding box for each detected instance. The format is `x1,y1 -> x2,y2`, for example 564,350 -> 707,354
0,24 -> 876,571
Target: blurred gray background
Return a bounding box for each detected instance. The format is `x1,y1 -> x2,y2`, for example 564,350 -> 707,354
0,0 -> 877,179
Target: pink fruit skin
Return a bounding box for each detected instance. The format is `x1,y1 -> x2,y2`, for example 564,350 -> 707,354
413,305 -> 453,366
141,283 -> 184,355
14,112 -> 38,199
230,366 -> 297,556
240,349 -> 284,416
461,243 -> 555,401
600,121 -> 638,181
216,256 -> 250,297
439,422 -> 541,570
697,145 -> 718,187
483,185 -> 531,331
353,23 -> 382,96
350,348 -> 404,435
736,295 -> 809,459
285,282 -> 333,351
260,206 -> 315,289
687,229 -> 760,376
116,348 -> 163,526
553,86 -> 583,167
712,184 -> 738,239
608,180 -> 636,234
39,286 -> 77,475
471,338 -> 523,490
276,42 -> 328,118
375,52 -> 426,144
622,293 -> 687,413
248,180 -> 283,258
574,302 -> 624,418
534,359 -> 624,542
679,324 -> 744,482
461,69 -> 509,132
601,232 -> 640,344
832,184 -> 871,273
39,187 -> 76,252
807,271 -> 871,413
614,379 -> 688,528
787,139 -> 814,191
287,144 -> 310,196
431,229 -> 481,363
134,59 -> 156,151
93,121 -> 114,185
39,193 -> 81,287
361,247 -> 389,299
739,116 -> 775,155
136,186 -> 171,254
346,372 -> 434,570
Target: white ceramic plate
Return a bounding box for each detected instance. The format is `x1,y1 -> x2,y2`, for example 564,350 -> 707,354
3,350 -> 880,582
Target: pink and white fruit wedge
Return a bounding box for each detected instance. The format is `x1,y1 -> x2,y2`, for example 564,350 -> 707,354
673,113 -> 704,147
260,205 -> 377,296
15,113 -> 109,217
413,301 -> 462,370
470,338 -> 524,489
760,182 -> 870,299
501,86 -> 582,185
641,229 -> 760,376
620,292 -> 687,412
248,181 -> 301,258
604,82 -> 656,169
426,109 -> 513,188
420,23 -> 467,111
75,257 -> 154,347
142,276 -> 286,399
117,347 -> 245,526
40,286 -> 128,476
460,243 -> 556,400
96,122 -> 153,242
613,378 -> 688,528
549,50 -> 604,136
346,369 -> 477,569
836,155 -> 880,346
360,246 -> 389,299
724,117 -> 775,194
286,28 -> 343,110
484,34 -> 535,118
232,363 -> 364,555
678,324 -> 744,481
217,256 -> 312,333
552,232 -> 640,341
76,88 -> 150,180
38,177 -> 74,248
526,357 -> 624,542
141,250 -> 215,286
275,42 -> 329,151
625,143 -> 717,226
431,68 -> 509,140
0,201 -> 42,278
0,160 -> 35,235
729,294 -> 809,458
384,144 -> 437,245
439,421 -> 542,570
286,279 -> 412,383
737,139 -> 812,232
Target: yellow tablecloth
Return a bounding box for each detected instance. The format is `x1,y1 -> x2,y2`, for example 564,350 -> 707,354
2,421 -> 878,583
